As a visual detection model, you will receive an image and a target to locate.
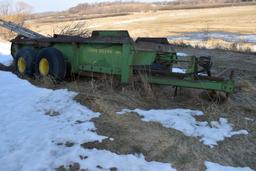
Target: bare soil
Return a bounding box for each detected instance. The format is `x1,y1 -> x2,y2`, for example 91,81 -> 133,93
2,47 -> 255,171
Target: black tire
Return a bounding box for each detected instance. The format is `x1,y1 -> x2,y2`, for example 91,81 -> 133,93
35,47 -> 66,81
15,47 -> 37,76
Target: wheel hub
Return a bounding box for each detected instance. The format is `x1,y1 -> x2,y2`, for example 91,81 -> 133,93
39,58 -> 49,76
17,57 -> 26,74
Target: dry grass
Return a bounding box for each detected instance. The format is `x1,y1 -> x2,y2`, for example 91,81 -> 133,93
33,75 -> 59,88
0,14 -> 28,40
238,80 -> 256,92
57,21 -> 90,37
137,72 -> 155,99
169,39 -> 256,52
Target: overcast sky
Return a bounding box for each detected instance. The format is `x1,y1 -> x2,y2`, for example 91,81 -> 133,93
10,0 -> 171,12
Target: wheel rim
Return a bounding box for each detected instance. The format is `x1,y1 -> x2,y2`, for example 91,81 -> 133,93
39,58 -> 49,76
17,57 -> 26,74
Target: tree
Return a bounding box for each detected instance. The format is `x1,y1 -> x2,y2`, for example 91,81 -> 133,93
0,0 -> 11,16
0,0 -> 33,40
15,1 -> 33,14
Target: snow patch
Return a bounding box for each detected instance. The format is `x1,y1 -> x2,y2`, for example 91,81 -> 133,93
172,67 -> 186,73
0,42 -> 11,55
0,71 -> 105,170
117,109 -> 248,147
205,161 -> 254,171
0,42 -> 13,66
0,71 -> 175,171
168,32 -> 256,44
177,52 -> 189,57
244,117 -> 254,122
78,149 -> 176,171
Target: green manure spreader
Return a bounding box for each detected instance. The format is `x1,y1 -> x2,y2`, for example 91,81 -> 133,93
0,19 -> 235,95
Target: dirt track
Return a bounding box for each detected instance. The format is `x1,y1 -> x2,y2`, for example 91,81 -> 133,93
2,46 -> 255,171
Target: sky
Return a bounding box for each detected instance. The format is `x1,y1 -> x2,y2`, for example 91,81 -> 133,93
9,0 -> 170,13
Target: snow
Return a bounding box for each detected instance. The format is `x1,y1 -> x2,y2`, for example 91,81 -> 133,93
168,32 -> 256,44
172,67 -> 186,73
0,42 -> 11,55
172,53 -> 188,73
0,71 -> 176,171
177,52 -> 189,57
79,149 -> 175,171
0,42 -> 13,66
245,117 -> 254,122
205,161 -> 254,171
0,71 -> 103,170
117,109 -> 248,148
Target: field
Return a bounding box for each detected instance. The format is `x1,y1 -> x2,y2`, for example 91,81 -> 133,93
29,5 -> 256,37
0,4 -> 256,171
26,5 -> 256,52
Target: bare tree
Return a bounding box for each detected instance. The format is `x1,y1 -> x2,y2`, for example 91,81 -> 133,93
15,1 -> 33,14
14,1 -> 33,25
0,0 -> 11,16
58,22 -> 90,37
0,0 -> 33,40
